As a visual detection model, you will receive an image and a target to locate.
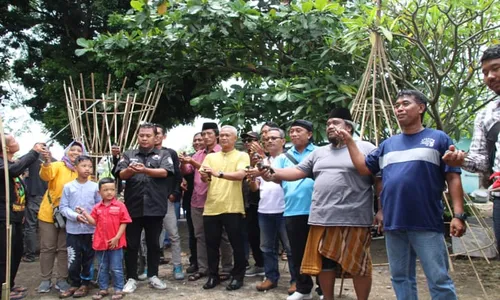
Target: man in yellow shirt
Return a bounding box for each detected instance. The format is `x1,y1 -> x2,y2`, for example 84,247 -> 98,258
200,125 -> 250,291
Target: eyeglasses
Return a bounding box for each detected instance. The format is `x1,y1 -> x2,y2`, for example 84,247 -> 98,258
264,136 -> 282,142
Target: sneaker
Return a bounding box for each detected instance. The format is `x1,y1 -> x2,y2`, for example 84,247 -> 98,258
37,280 -> 52,293
287,291 -> 313,300
245,265 -> 265,277
148,276 -> 167,290
138,271 -> 148,281
174,265 -> 185,280
123,278 -> 138,294
54,280 -> 70,292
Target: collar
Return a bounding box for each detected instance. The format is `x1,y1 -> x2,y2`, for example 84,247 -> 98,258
291,143 -> 315,154
138,147 -> 160,156
98,198 -> 119,207
204,144 -> 222,154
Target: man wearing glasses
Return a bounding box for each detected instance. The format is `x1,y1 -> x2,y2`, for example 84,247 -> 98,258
248,128 -> 297,293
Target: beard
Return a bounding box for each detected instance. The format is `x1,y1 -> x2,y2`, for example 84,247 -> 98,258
328,135 -> 342,147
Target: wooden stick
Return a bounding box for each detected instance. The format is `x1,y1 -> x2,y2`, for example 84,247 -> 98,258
0,116 -> 12,300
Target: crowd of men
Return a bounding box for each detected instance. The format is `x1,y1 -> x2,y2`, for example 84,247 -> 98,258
0,44 -> 499,300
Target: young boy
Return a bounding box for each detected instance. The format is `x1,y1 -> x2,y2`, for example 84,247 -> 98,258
81,177 -> 131,300
59,155 -> 102,298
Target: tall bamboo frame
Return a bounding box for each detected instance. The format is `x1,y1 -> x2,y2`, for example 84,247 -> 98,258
63,74 -> 163,157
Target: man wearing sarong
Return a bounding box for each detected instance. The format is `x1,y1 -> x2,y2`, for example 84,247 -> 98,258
262,108 -> 376,300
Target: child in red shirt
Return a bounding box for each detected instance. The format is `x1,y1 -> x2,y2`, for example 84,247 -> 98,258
80,177 -> 131,300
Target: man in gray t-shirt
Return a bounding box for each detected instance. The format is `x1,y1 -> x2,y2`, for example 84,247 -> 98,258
261,108 -> 376,300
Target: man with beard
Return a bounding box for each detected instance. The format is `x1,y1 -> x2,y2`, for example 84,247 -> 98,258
338,90 -> 466,300
443,44 -> 500,253
259,109 -> 377,300
115,123 -> 174,293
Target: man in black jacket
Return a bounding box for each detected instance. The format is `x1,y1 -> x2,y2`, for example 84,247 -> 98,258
115,123 -> 174,293
0,134 -> 46,300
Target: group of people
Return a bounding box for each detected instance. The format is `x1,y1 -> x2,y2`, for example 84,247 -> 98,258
0,44 -> 499,300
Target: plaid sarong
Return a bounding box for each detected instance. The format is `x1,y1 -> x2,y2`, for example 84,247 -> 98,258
301,226 -> 372,277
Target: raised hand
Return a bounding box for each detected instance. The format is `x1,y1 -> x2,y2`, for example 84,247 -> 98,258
442,145 -> 465,167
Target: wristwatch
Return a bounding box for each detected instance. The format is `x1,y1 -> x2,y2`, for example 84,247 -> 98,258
218,171 -> 224,178
454,213 -> 467,221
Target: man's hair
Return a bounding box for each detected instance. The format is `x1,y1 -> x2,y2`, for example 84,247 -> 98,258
98,177 -> 115,189
193,132 -> 202,138
202,128 -> 219,136
139,122 -> 158,134
480,45 -> 500,64
268,127 -> 285,138
0,133 -> 10,150
261,121 -> 279,132
220,125 -> 238,136
75,155 -> 92,165
155,124 -> 166,136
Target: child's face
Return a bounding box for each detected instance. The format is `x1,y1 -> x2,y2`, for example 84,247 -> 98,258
75,160 -> 93,178
99,183 -> 116,200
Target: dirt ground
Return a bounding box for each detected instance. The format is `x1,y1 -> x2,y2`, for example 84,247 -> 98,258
14,219 -> 499,300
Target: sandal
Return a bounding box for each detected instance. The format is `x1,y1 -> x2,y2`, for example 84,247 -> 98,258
188,272 -> 206,281
111,291 -> 125,300
219,273 -> 230,282
11,286 -> 28,293
72,285 -> 89,298
92,290 -> 109,300
10,291 -> 26,300
59,287 -> 78,299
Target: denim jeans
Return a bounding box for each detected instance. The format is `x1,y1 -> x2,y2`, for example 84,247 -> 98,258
385,230 -> 457,300
66,234 -> 95,287
258,212 -> 296,284
96,249 -> 124,292
24,195 -> 42,260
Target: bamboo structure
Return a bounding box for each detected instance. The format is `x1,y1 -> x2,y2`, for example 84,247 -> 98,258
63,74 -> 163,157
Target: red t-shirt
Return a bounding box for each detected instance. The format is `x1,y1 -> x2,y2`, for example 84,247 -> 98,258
90,199 -> 132,251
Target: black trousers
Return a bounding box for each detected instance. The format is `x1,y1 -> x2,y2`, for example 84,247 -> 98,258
285,215 -> 313,294
185,208 -> 197,266
125,216 -> 163,279
0,221 -> 23,296
66,233 -> 95,287
245,204 -> 263,267
204,213 -> 246,281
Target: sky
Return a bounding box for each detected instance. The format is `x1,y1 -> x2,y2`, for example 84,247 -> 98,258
0,104 -> 217,159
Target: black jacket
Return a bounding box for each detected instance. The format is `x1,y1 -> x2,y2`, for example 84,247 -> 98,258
163,147 -> 182,202
114,147 -> 174,218
0,150 -> 39,223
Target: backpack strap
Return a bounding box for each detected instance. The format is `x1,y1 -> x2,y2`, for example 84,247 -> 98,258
284,152 -> 299,165
486,121 -> 500,172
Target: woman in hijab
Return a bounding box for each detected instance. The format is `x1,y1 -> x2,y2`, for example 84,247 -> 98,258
36,141 -> 86,294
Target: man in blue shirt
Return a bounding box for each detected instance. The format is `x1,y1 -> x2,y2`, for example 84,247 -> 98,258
337,90 -> 466,300
273,120 -> 316,300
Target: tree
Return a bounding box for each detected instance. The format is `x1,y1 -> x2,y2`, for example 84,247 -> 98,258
1,0 -> 197,144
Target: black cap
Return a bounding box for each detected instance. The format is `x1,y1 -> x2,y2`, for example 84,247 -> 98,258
328,107 -> 356,128
201,122 -> 218,131
290,119 -> 313,132
241,131 -> 259,140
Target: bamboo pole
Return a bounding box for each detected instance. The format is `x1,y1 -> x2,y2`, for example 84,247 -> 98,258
0,116 -> 11,300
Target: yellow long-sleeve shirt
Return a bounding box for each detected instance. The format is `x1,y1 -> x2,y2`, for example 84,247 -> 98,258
38,161 -> 78,223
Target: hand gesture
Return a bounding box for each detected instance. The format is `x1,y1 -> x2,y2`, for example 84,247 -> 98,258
450,218 -> 466,237
332,126 -> 352,142
200,166 -> 213,181
373,209 -> 384,234
131,163 -> 146,173
442,145 -> 465,167
249,141 -> 266,159
41,148 -> 52,163
108,237 -> 119,249
179,154 -> 192,165
75,206 -> 84,214
33,143 -> 46,153
246,167 -> 263,178
181,179 -> 188,191
76,214 -> 89,224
